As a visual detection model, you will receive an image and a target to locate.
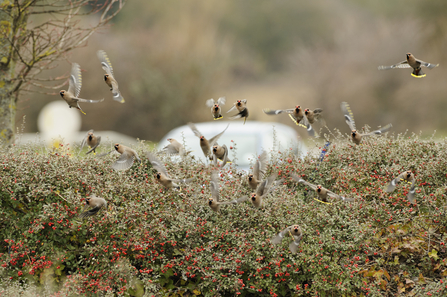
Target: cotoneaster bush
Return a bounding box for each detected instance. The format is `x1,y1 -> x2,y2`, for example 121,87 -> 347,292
0,131 -> 446,296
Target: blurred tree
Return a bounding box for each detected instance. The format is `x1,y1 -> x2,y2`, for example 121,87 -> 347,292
0,0 -> 126,145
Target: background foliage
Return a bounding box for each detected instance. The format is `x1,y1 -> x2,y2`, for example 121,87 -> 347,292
1,130 -> 447,296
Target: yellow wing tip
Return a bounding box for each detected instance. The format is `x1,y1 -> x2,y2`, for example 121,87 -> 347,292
214,116 -> 223,120
120,99 -> 125,103
313,198 -> 332,205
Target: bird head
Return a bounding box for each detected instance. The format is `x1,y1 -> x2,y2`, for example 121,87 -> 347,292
85,197 -> 91,205
104,74 -> 109,81
200,136 -> 205,141
59,90 -> 65,97
248,174 -> 253,181
251,193 -> 257,201
295,105 -> 301,111
304,108 -> 310,115
114,143 -> 120,151
351,130 -> 357,137
293,225 -> 300,233
156,172 -> 161,180
213,146 -> 218,153
316,185 -> 322,193
237,100 -> 242,106
167,138 -> 172,142
88,132 -> 94,139
208,198 -> 213,205
406,171 -> 412,178
406,53 -> 412,59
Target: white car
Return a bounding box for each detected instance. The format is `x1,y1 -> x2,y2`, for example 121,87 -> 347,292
156,121 -> 308,170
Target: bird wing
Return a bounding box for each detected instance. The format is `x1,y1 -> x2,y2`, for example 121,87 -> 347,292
112,151 -> 135,171
340,102 -> 356,131
73,97 -> 104,103
326,189 -> 343,200
162,143 -> 180,155
234,196 -> 249,204
386,173 -> 403,193
217,97 -> 226,106
86,136 -> 101,155
300,114 -> 315,137
254,151 -> 268,180
188,122 -> 202,138
407,178 -> 416,203
97,50 -> 114,77
415,59 -> 439,69
221,145 -> 230,166
256,174 -> 276,196
227,104 -> 237,113
68,63 -> 82,98
208,124 -> 229,147
80,129 -> 93,149
271,226 -> 291,245
210,171 -> 220,202
288,234 -> 303,254
378,60 -> 410,70
205,98 -> 215,108
173,177 -> 195,184
146,152 -> 169,177
263,108 -> 294,115
362,124 -> 393,137
291,175 -> 318,191
79,205 -> 103,218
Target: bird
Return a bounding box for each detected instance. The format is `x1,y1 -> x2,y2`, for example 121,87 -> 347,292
59,63 -> 104,115
79,195 -> 107,218
146,152 -> 194,189
271,225 -> 303,254
227,99 -> 249,124
100,144 -> 141,171
97,50 -> 125,103
208,170 -> 245,212
386,170 -> 416,203
212,144 -> 231,168
248,151 -> 268,190
188,123 -> 229,159
304,108 -> 323,125
263,106 -> 315,137
341,102 -> 392,145
378,53 -> 439,78
291,174 -> 354,203
80,130 -> 101,155
245,174 -> 278,209
159,138 -> 189,156
206,97 -> 226,120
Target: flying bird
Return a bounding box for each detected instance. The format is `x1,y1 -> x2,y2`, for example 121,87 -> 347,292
341,102 -> 392,145
386,170 -> 416,203
378,53 -> 439,78
206,97 -> 226,120
304,108 -> 324,125
97,50 -> 125,103
79,195 -> 107,218
291,174 -> 354,203
159,138 -> 190,156
271,225 -> 303,254
100,143 -> 141,171
212,144 -> 231,168
146,152 -> 194,189
188,122 -> 229,159
248,151 -> 268,190
263,105 -> 315,137
227,99 -> 249,124
243,174 -> 278,209
80,130 -> 101,155
208,170 -> 246,212
59,63 -> 104,115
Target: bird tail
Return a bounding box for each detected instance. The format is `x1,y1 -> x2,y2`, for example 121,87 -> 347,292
411,68 -> 426,78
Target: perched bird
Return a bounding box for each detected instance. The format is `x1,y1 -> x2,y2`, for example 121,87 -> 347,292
79,195 -> 107,218
378,53 -> 439,78
80,130 -> 101,155
212,144 -> 231,168
247,174 -> 278,208
263,106 -> 315,137
208,170 -> 245,212
271,225 -> 303,254
304,108 -> 323,125
227,99 -> 249,124
59,63 -> 104,115
386,170 -> 416,203
291,174 -> 354,203
188,122 -> 229,159
206,97 -> 226,120
248,151 -> 268,190
159,138 -> 189,156
146,152 -> 194,189
101,144 -> 141,171
97,50 -> 125,103
341,102 -> 392,145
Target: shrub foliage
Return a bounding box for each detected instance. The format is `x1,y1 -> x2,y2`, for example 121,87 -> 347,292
1,132 -> 447,296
